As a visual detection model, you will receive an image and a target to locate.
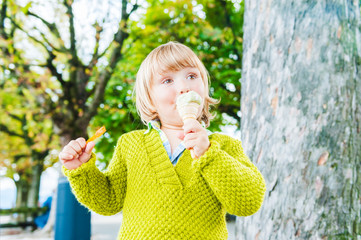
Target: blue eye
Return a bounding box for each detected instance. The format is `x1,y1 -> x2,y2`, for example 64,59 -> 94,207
163,79 -> 173,84
187,74 -> 197,80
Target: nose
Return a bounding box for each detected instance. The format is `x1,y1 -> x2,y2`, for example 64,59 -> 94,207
180,88 -> 190,94
179,81 -> 190,94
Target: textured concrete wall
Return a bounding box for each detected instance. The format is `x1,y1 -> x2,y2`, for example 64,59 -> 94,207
238,0 -> 360,239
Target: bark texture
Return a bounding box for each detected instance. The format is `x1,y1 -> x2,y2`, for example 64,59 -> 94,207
237,0 -> 361,239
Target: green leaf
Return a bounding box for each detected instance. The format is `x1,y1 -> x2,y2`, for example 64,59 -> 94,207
21,2 -> 32,14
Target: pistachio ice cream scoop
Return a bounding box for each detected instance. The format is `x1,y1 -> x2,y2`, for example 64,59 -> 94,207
176,91 -> 202,122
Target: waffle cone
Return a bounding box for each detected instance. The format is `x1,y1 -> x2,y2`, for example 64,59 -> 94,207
177,102 -> 200,122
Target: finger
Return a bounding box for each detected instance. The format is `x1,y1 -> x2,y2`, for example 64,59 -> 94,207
190,149 -> 198,159
63,159 -> 82,170
184,139 -> 197,150
79,141 -> 95,163
75,138 -> 86,151
183,125 -> 195,135
183,123 -> 203,135
68,140 -> 83,154
63,145 -> 78,156
84,141 -> 95,154
59,152 -> 74,161
183,119 -> 200,132
184,132 -> 197,142
177,132 -> 185,140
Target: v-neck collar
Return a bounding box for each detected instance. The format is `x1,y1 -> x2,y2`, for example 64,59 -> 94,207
145,120 -> 186,165
144,129 -> 183,189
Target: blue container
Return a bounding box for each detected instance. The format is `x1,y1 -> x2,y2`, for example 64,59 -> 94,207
55,177 -> 91,240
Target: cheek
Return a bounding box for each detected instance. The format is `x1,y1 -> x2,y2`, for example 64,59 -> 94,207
151,88 -> 175,107
194,83 -> 206,98
159,92 -> 173,104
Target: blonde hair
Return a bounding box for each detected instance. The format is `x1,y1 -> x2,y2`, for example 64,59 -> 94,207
134,41 -> 218,127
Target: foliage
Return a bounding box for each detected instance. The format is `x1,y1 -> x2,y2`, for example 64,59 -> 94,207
0,76 -> 59,177
0,1 -> 61,206
1,0 -> 138,181
0,49 -> 59,207
1,0 -> 245,178
93,0 -> 245,165
0,0 -> 138,208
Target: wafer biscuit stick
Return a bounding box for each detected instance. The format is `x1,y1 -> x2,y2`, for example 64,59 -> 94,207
86,126 -> 106,143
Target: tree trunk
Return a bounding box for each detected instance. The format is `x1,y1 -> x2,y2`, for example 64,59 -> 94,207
15,178 -> 30,222
237,0 -> 360,239
15,179 -> 29,208
27,160 -> 43,207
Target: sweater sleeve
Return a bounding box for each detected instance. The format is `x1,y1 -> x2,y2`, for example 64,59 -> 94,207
192,134 -> 266,217
62,136 -> 127,216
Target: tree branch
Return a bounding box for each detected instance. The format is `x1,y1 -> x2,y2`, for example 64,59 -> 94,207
63,0 -> 78,65
127,1 -> 139,19
88,2 -> 139,69
9,10 -> 67,87
8,113 -> 22,122
88,21 -> 103,69
27,10 -> 62,39
13,62 -> 47,68
6,112 -> 36,146
9,17 -> 47,48
9,17 -> 67,88
83,0 -> 134,122
85,84 -> 96,100
95,42 -> 113,62
39,31 -> 65,53
0,0 -> 7,38
46,51 -> 66,86
0,123 -> 23,138
14,154 -> 31,161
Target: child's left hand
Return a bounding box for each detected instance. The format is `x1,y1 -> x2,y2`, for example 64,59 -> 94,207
179,119 -> 210,158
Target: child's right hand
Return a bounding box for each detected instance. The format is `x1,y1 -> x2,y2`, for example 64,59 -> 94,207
59,138 -> 95,170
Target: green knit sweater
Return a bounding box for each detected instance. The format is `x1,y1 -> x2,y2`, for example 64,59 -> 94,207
62,130 -> 266,240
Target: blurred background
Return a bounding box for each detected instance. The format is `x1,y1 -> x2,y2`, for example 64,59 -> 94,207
1,0 -> 360,239
0,0 -> 243,239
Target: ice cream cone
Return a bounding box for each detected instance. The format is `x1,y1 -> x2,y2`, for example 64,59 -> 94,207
176,91 -> 202,159
177,102 -> 199,122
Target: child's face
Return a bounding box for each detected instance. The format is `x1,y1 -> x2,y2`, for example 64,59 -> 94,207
150,67 -> 205,127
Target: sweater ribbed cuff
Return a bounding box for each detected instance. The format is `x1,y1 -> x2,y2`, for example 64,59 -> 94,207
62,153 -> 97,177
